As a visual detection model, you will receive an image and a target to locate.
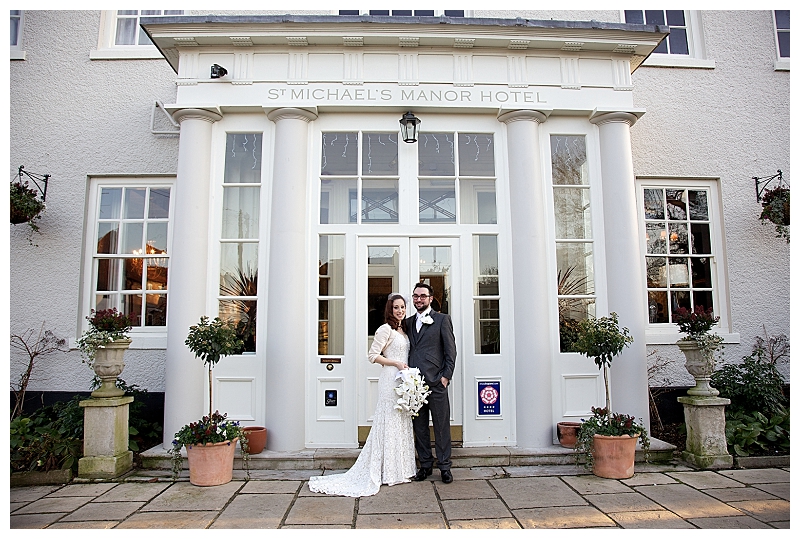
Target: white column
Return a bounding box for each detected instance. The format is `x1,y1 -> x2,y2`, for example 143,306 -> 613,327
162,108 -> 222,448
590,111 -> 650,429
498,109 -> 552,448
265,107 -> 318,450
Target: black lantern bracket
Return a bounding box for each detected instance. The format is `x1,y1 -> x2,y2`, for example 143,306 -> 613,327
754,169 -> 788,202
399,111 -> 421,143
14,165 -> 50,202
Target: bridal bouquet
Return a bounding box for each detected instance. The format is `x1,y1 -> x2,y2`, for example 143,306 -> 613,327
394,368 -> 431,417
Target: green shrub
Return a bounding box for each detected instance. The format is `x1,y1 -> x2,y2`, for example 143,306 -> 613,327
725,409 -> 790,456
10,397 -> 83,473
711,349 -> 787,416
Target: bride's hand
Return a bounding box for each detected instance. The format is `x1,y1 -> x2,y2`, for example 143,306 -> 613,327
397,361 -> 408,370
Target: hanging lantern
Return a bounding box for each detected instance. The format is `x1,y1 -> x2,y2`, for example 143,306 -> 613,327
399,111 -> 421,143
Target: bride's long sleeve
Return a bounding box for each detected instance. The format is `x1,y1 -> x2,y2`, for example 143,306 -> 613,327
368,324 -> 392,364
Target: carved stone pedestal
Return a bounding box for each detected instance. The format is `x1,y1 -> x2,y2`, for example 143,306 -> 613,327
78,396 -> 134,479
677,395 -> 733,470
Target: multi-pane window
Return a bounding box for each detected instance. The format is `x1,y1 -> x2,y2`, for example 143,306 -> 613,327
625,10 -> 689,55
93,186 -> 171,327
218,133 -> 261,352
474,235 -> 499,354
774,10 -> 789,58
551,135 -> 596,352
11,10 -> 22,47
114,10 -> 183,46
318,236 -> 346,355
643,188 -> 714,324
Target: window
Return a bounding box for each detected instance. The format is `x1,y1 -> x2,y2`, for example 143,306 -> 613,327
318,236 -> 346,355
474,235 -> 500,354
113,10 -> 182,46
774,10 -> 789,70
624,10 -> 714,68
10,10 -> 24,60
89,182 -> 173,332
92,10 -> 183,60
337,10 -> 466,17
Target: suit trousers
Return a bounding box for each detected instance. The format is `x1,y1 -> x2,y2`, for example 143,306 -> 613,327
412,381 -> 452,470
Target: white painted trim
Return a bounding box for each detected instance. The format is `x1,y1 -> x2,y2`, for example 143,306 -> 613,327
645,332 -> 741,345
774,59 -> 790,71
623,10 -> 716,70
90,48 -> 165,60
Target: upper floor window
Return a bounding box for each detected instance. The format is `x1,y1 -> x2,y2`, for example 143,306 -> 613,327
114,10 -> 183,46
91,10 -> 183,59
624,10 -> 714,68
10,10 -> 24,59
773,10 -> 789,71
337,10 -> 465,17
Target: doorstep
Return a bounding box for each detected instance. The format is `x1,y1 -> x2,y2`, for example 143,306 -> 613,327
141,438 -> 675,471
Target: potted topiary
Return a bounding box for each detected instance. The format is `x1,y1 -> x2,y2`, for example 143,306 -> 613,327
758,185 -> 789,243
572,312 -> 649,478
169,316 -> 250,485
674,306 -> 724,397
77,309 -> 134,398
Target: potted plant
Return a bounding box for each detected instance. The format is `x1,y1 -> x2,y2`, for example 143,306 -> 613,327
759,185 -> 789,243
77,309 -> 134,398
674,306 -> 724,397
169,316 -> 250,485
10,179 -> 45,229
572,312 -> 650,478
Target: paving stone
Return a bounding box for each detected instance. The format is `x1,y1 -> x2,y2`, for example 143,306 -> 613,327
10,502 -> 27,513
771,520 -> 789,529
562,475 -> 634,494
718,468 -> 790,484
281,524 -> 352,529
141,481 -> 241,511
450,467 -> 505,479
60,501 -> 144,522
449,518 -> 521,529
490,477 -> 587,509
48,521 -> 119,528
688,515 -> 772,529
634,484 -> 742,519
94,482 -> 170,502
284,496 -> 355,526
632,462 -> 693,473
240,480 -> 302,494
702,487 -> 778,502
434,479 -> 496,500
46,483 -> 117,497
622,473 -> 678,486
753,482 -> 790,500
211,493 -> 294,528
12,496 -> 94,514
9,485 -> 62,503
512,506 -> 616,528
356,513 -> 447,529
116,510 -> 219,528
441,498 -> 512,520
358,481 -> 440,514
246,469 -> 321,480
728,499 -> 791,522
609,510 -> 694,529
10,512 -> 68,529
585,492 -> 663,513
503,465 -> 586,477
667,471 -> 743,489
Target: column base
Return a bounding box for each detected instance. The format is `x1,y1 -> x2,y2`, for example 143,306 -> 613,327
677,395 -> 733,470
681,451 -> 734,470
78,452 -> 133,479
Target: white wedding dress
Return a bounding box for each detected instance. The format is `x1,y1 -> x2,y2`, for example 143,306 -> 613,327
308,324 -> 416,497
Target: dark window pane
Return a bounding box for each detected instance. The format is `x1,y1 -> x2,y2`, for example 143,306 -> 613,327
321,132 -> 358,175
668,223 -> 689,254
220,299 -> 256,353
97,223 -> 119,254
653,39 -> 668,54
123,258 -> 144,290
645,10 -> 665,26
624,10 -> 644,24
691,257 -> 712,288
666,189 -> 687,219
648,291 -> 668,323
778,32 -> 789,58
148,188 -> 171,218
99,187 -> 122,219
666,10 -> 685,26
646,223 -> 667,254
392,10 -> 412,16
444,10 -> 464,17
668,28 -> 689,55
690,223 -> 712,254
145,294 -> 167,326
688,190 -> 708,220
369,10 -> 389,15
646,256 -> 667,288
693,291 -> 714,314
338,10 -> 360,15
644,188 -> 664,219
775,10 -> 790,30
670,291 -> 691,320
123,294 -> 142,326
415,10 -> 434,16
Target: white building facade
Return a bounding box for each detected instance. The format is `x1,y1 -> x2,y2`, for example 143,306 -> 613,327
9,11 -> 789,452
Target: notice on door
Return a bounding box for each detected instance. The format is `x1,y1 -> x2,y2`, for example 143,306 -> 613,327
477,381 -> 500,416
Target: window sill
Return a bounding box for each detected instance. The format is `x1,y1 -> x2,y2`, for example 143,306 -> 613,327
640,54 -> 716,69
10,50 -> 26,60
69,333 -> 167,350
645,331 -> 740,345
90,48 -> 165,60
774,58 -> 790,71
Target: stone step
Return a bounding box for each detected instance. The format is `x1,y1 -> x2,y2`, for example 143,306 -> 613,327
141,438 -> 676,471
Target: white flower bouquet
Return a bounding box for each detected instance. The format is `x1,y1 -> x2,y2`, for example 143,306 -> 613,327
394,367 -> 431,417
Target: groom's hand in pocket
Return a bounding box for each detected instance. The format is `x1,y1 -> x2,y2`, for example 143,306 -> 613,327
441,377 -> 449,388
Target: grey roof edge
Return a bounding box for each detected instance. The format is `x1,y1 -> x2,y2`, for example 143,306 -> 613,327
139,14 -> 667,35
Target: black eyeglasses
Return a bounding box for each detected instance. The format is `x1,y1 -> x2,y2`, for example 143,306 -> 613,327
412,294 -> 431,299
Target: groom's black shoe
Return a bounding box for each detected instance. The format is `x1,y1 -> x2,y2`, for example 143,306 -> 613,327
413,467 -> 433,481
441,470 -> 453,484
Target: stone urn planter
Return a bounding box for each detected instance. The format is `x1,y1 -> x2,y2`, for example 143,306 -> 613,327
186,438 -> 238,486
592,434 -> 639,479
677,340 -> 719,397
91,338 -> 132,398
243,426 -> 268,454
556,422 -> 581,448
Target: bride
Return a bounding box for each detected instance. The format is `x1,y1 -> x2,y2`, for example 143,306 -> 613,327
308,293 -> 416,497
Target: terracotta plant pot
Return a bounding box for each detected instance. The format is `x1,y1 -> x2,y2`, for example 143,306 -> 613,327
592,434 -> 639,479
186,438 -> 238,486
243,426 -> 267,454
556,422 -> 582,448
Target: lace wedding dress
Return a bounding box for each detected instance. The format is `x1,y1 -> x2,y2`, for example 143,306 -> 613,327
309,325 -> 416,497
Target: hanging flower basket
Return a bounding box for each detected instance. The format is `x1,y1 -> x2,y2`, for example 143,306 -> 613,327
10,180 -> 45,227
759,186 -> 789,242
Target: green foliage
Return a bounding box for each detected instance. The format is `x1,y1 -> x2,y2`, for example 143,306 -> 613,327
77,308 -> 134,365
725,409 -> 790,457
711,348 -> 787,416
168,411 -> 249,480
185,316 -> 244,368
572,312 -> 633,370
10,396 -> 83,473
574,407 -> 650,469
559,317 -> 581,353
10,180 -> 45,236
759,186 -> 789,242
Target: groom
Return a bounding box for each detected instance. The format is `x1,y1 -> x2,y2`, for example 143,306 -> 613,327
405,282 -> 457,484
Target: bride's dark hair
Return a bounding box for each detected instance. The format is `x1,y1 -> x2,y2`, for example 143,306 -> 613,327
384,294 -> 406,330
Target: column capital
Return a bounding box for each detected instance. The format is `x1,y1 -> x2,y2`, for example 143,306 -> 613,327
169,107 -> 223,124
266,107 -> 318,123
497,109 -> 548,125
589,110 -> 641,127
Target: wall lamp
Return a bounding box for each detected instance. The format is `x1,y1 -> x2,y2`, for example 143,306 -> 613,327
399,111 -> 421,143
210,64 -> 228,79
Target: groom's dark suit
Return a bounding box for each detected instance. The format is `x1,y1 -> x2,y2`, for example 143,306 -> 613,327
405,310 -> 457,471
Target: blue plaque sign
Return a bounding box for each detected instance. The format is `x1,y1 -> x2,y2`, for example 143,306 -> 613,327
477,381 -> 500,416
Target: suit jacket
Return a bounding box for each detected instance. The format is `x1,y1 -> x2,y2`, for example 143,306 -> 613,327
404,310 -> 457,386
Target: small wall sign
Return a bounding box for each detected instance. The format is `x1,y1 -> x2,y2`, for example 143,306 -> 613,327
478,381 -> 500,416
325,390 -> 338,407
